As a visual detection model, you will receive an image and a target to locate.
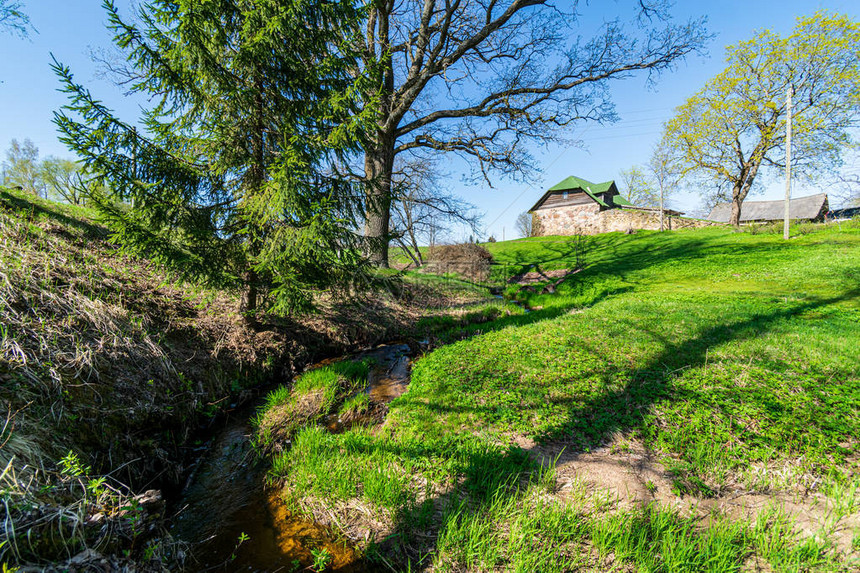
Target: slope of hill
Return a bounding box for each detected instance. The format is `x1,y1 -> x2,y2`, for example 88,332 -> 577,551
262,223 -> 860,571
0,187 -> 499,569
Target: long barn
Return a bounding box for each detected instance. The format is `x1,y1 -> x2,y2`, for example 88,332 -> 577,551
707,193 -> 829,223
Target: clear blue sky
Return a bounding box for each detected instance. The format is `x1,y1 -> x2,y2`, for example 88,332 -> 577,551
1,1 -> 857,240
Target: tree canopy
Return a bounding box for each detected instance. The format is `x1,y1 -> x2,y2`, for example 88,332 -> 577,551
662,10 -> 860,226
389,157 -> 481,267
3,138 -> 41,195
54,0 -> 372,317
353,0 -> 710,265
619,165 -> 659,208
515,212 -> 534,238
0,0 -> 30,37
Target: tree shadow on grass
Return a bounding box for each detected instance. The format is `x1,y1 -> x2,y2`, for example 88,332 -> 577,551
0,189 -> 108,239
367,286 -> 859,570
499,231 -> 837,296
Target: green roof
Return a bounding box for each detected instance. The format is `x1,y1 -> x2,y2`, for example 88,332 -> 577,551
546,176 -> 616,207
611,195 -> 634,207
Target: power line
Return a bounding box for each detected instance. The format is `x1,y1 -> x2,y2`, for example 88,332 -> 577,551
484,109 -> 674,235
485,145 -> 571,230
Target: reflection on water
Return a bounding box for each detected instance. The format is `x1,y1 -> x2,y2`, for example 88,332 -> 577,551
171,420 -> 363,572
366,344 -> 411,403
172,344 -> 413,572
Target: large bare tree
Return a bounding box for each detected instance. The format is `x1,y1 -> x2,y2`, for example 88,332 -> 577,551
355,0 -> 709,266
515,211 -> 533,238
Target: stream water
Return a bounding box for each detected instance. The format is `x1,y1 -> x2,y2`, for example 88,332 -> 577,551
171,344 -> 413,572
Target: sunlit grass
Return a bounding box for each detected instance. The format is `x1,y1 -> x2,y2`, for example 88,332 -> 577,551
264,222 -> 860,570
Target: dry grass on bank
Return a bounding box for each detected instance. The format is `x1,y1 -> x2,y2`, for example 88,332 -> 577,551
0,187 -> 496,569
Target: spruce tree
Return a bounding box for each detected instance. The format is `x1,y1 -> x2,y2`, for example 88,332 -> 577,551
54,0 -> 370,317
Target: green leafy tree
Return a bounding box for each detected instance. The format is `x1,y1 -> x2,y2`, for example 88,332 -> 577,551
54,0 -> 370,317
40,157 -> 90,205
3,138 -> 42,196
663,11 -> 860,227
619,165 -> 659,208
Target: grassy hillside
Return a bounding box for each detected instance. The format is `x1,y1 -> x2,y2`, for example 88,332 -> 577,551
263,224 -> 860,571
0,187 -> 500,569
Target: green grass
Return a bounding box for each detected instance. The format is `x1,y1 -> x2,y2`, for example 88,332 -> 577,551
0,187 -> 523,569
262,223 -> 860,570
339,393 -> 370,417
254,360 -> 370,449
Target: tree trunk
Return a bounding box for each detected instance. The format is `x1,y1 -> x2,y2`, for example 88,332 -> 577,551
395,239 -> 420,267
241,268 -> 258,316
361,1 -> 397,268
404,209 -> 423,266
412,235 -> 424,266
729,156 -> 763,228
659,185 -> 665,232
241,73 -> 265,320
729,188 -> 744,228
364,136 -> 395,267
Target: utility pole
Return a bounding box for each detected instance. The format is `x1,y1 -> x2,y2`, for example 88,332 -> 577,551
783,84 -> 793,240
659,185 -> 665,232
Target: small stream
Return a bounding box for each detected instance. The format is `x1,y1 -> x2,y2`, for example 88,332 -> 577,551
171,344 -> 413,572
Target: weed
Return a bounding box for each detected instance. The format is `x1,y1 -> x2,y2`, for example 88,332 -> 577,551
229,532 -> 250,561
254,360 -> 370,451
310,547 -> 333,572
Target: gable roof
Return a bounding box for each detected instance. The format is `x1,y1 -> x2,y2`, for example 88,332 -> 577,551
547,175 -> 615,194
528,176 -> 618,212
707,193 -> 828,223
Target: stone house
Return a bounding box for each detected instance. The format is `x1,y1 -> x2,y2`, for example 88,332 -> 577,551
528,175 -> 711,236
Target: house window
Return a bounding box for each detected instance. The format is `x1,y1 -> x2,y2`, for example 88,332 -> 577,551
562,191 -> 568,199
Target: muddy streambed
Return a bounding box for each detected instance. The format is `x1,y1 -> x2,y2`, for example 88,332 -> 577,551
171,343 -> 413,572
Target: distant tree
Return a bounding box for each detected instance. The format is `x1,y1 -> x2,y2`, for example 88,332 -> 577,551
620,144 -> 681,230
390,159 -> 481,267
828,147 -> 860,208
515,212 -> 534,238
0,0 -> 30,37
619,165 -> 658,208
40,157 -> 89,205
54,0 -> 369,318
663,11 -> 860,227
649,143 -> 682,230
3,138 -> 42,196
355,1 -> 710,266
842,179 -> 860,208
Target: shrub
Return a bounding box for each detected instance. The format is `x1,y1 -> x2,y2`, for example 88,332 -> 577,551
425,242 -> 494,282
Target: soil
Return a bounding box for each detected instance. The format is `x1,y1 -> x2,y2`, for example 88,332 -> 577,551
517,436 -> 860,556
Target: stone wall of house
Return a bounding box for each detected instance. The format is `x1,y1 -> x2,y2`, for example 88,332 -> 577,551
533,205 -> 722,236
532,203 -> 602,235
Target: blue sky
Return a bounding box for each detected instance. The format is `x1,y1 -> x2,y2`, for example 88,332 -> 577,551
1,1 -> 857,240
